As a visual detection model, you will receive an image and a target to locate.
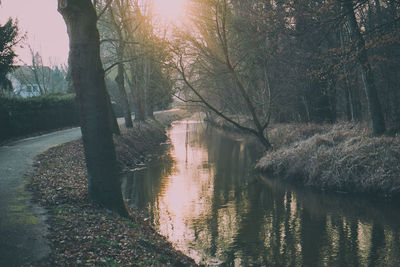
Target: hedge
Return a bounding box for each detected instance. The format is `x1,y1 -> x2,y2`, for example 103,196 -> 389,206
0,94 -> 79,142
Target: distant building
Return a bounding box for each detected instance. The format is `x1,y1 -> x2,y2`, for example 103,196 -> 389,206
7,65 -> 68,98
8,66 -> 41,97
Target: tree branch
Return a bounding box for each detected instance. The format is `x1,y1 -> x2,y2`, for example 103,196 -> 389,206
104,58 -> 136,73
173,93 -> 202,103
176,54 -> 260,137
97,0 -> 113,21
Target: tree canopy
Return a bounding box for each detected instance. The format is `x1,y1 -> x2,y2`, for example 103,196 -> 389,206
0,18 -> 20,93
171,0 -> 399,139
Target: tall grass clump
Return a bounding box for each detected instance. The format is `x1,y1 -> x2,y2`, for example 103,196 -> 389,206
257,123 -> 400,197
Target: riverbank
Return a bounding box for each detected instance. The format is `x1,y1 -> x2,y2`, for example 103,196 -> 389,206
27,109 -> 197,266
204,115 -> 400,197
256,123 -> 400,197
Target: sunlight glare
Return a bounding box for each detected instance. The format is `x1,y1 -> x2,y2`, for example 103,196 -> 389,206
152,0 -> 187,24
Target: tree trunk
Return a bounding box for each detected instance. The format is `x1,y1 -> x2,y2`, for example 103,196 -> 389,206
105,89 -> 121,135
257,130 -> 271,150
146,102 -> 155,119
144,57 -> 154,119
132,60 -> 146,122
58,0 -> 127,216
342,0 -> 385,135
374,0 -> 382,16
215,0 -> 271,149
340,28 -> 356,122
115,63 -> 133,127
110,5 -> 133,128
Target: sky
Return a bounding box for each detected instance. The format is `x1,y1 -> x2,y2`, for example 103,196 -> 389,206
0,0 -> 69,66
0,0 -> 189,67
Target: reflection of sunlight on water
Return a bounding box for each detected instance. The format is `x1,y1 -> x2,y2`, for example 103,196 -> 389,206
124,119 -> 400,266
155,120 -> 215,262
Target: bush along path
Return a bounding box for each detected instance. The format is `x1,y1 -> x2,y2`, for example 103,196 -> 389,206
27,110 -> 197,266
0,94 -> 79,143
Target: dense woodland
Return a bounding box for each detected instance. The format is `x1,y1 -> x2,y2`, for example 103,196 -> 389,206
170,0 -> 399,147
0,0 -> 399,212
1,0 -> 399,137
97,0 -> 400,148
0,2 -> 399,265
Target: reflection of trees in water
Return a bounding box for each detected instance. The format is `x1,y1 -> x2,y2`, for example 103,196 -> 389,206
224,176 -> 400,266
187,122 -> 263,264
190,124 -> 400,266
125,121 -> 400,266
122,152 -> 174,217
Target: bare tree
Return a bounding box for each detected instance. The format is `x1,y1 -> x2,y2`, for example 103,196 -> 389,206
172,0 -> 273,149
58,0 -> 127,216
99,0 -> 134,127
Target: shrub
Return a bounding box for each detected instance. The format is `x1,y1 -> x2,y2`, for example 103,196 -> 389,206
0,94 -> 79,142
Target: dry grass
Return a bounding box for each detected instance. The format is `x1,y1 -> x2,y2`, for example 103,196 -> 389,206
115,109 -> 191,169
268,123 -> 329,147
115,121 -> 167,170
257,123 -> 400,197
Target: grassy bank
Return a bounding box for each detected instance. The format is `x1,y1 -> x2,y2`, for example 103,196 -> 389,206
198,115 -> 400,197
28,109 -> 196,266
256,123 -> 400,197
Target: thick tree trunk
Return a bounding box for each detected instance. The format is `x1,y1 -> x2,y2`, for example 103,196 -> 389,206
58,0 -> 127,216
342,0 -> 385,135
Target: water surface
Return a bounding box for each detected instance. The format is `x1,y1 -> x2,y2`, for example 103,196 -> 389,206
122,120 -> 400,266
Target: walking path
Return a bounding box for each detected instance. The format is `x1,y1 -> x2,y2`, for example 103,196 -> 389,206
0,127 -> 81,266
0,114 -> 175,266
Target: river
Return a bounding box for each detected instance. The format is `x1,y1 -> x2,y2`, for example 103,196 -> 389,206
122,119 -> 400,266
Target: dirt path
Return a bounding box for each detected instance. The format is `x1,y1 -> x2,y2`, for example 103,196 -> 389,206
0,127 -> 81,266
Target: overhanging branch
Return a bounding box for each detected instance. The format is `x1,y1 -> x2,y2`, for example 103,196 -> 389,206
176,55 -> 260,137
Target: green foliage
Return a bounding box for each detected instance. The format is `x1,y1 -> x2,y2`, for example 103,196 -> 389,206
0,94 -> 79,141
0,18 -> 19,92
